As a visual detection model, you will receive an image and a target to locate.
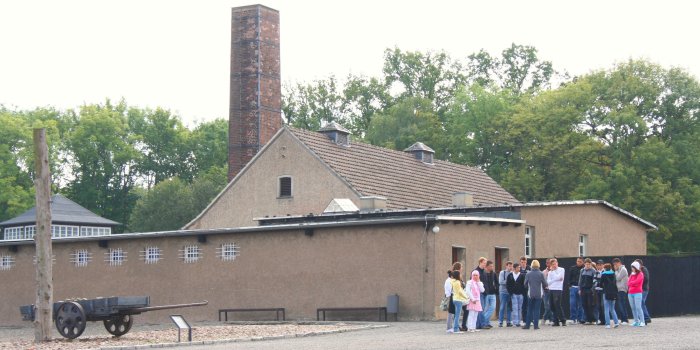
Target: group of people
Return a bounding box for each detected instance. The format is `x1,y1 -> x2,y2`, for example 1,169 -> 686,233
444,256 -> 651,334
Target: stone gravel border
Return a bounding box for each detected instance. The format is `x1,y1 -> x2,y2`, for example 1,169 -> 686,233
99,324 -> 389,350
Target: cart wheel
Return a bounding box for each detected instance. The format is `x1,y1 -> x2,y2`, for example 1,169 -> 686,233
55,301 -> 86,339
104,314 -> 133,337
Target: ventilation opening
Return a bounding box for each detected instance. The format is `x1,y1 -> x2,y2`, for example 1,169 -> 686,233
279,176 -> 292,197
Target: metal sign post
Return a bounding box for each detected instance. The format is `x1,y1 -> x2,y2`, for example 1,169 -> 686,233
169,315 -> 192,342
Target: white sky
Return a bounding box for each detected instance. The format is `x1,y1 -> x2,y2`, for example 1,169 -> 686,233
1,0 -> 698,126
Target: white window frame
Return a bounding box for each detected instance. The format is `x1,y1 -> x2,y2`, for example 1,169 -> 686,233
4,227 -> 24,240
72,249 -> 91,267
0,255 -> 15,271
106,248 -> 126,266
217,243 -> 240,262
579,234 -> 588,257
525,226 -> 534,258
141,246 -> 162,264
181,245 -> 201,263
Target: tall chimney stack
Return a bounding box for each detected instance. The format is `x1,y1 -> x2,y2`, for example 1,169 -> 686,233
229,5 -> 281,181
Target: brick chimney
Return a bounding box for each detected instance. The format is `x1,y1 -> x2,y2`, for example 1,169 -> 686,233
228,5 -> 282,181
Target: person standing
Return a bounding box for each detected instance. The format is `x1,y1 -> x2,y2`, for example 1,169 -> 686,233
593,260 -> 606,325
498,261 -> 513,327
542,259 -> 552,325
445,270 -> 454,332
519,256 -> 530,322
480,261 -> 498,329
627,261 -> 646,327
449,270 -> 468,333
600,263 -> 620,328
578,258 -> 597,324
613,258 -> 629,324
636,259 -> 651,324
547,258 -> 567,326
507,263 -> 526,327
472,257 -> 488,329
568,257 -> 585,324
466,270 -> 485,333
523,260 -> 548,330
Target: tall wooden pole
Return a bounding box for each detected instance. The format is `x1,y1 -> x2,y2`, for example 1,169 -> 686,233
33,128 -> 53,342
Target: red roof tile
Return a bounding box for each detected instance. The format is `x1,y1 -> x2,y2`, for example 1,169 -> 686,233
289,127 -> 520,209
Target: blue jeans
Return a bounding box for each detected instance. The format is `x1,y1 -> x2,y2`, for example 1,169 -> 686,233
453,300 -> 463,332
525,298 -> 542,328
498,291 -> 511,324
642,291 -> 650,320
569,286 -> 584,322
479,294 -> 496,327
628,293 -> 645,325
511,294 -> 523,325
542,290 -> 552,322
603,299 -> 619,326
615,291 -> 629,322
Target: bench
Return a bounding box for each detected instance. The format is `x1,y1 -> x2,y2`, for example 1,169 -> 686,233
316,307 -> 388,321
218,308 -> 286,321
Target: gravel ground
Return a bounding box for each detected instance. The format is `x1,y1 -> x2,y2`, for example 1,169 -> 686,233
175,316 -> 700,350
0,322 -> 370,350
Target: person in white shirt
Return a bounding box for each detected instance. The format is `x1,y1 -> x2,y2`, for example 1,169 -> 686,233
445,270 -> 454,331
546,258 -> 567,326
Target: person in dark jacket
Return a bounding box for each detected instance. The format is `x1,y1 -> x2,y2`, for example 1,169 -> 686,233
507,264 -> 527,326
593,259 -> 606,325
518,256 -> 530,322
480,260 -> 498,329
568,257 -> 585,324
578,258 -> 597,324
636,259 -> 651,324
600,263 -> 620,328
522,260 -> 548,330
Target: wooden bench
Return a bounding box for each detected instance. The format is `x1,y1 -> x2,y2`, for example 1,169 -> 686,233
316,307 -> 388,321
218,308 -> 286,321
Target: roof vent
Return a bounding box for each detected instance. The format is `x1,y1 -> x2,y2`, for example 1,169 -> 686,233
452,192 -> 474,207
359,196 -> 387,212
323,198 -> 359,213
404,142 -> 435,164
319,121 -> 351,146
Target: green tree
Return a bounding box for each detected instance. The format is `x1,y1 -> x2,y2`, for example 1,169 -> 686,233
190,118 -> 228,174
366,97 -> 443,154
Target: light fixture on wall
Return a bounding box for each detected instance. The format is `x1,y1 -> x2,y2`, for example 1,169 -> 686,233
432,225 -> 440,234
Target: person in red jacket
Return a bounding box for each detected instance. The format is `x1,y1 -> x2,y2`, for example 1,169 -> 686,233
627,261 -> 646,327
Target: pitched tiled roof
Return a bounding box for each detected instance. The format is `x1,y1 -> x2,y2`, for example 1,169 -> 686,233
289,127 -> 519,209
0,194 -> 120,227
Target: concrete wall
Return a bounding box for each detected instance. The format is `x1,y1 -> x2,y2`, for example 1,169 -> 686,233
0,222 -> 436,326
520,204 -> 648,258
188,130 -> 360,229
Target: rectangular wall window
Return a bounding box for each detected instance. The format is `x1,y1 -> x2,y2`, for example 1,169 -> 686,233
217,243 -> 240,261
525,226 -> 534,258
181,245 -> 201,263
142,246 -> 162,264
107,248 -> 126,266
72,249 -> 91,267
278,176 -> 292,197
0,255 -> 15,271
579,234 -> 588,257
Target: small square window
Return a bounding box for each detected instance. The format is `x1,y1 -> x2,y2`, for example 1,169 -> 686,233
72,249 -> 91,267
218,243 -> 240,262
0,255 -> 15,271
279,176 -> 292,197
181,245 -> 201,263
142,246 -> 162,264
107,248 -> 126,266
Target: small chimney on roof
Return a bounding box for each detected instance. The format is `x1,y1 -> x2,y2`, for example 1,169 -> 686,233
319,121 -> 350,146
404,142 -> 434,164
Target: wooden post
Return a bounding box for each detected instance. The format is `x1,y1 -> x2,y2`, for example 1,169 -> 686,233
33,128 -> 53,342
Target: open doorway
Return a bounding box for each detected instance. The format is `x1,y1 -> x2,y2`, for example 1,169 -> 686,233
452,246 -> 466,280
494,247 -> 509,272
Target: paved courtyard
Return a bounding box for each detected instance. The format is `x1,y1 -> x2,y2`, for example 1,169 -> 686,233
175,316 -> 698,350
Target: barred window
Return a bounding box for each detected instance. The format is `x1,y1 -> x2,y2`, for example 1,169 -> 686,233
71,249 -> 91,267
217,243 -> 240,262
0,255 -> 15,271
181,245 -> 201,263
141,246 -> 162,264
106,248 -> 126,266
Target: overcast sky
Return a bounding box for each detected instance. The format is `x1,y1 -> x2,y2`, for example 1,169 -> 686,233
1,0 -> 698,125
